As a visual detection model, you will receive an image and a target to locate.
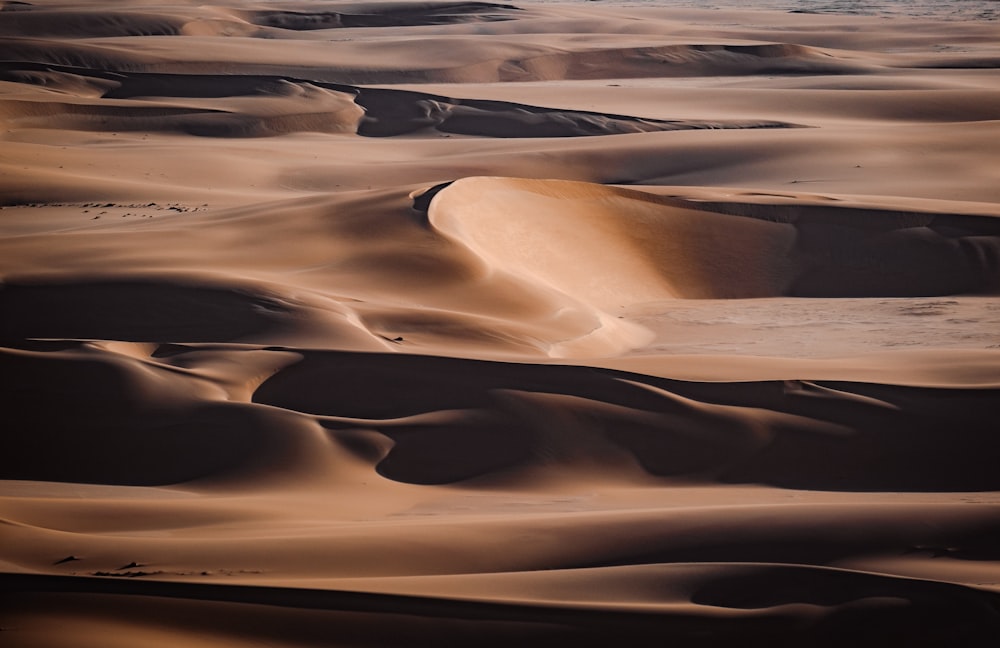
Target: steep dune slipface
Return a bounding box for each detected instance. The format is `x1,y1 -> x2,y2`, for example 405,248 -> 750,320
428,177 -> 799,305
427,176 -> 1000,308
3,0 -> 1000,646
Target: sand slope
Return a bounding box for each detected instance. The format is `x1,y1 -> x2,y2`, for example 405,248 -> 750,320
427,176 -> 1000,305
3,0 -> 1000,645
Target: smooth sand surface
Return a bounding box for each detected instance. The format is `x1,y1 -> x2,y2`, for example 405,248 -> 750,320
3,1 -> 1000,645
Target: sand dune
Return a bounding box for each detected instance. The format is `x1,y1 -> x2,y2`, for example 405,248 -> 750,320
4,566 -> 999,646
0,64 -> 795,138
427,177 -> 1000,307
12,337 -> 998,492
3,0 -> 1000,645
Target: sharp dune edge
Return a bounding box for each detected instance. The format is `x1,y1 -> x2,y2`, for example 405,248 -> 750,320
3,1 -> 1000,646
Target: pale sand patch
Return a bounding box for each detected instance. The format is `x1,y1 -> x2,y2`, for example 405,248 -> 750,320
3,1 -> 1000,645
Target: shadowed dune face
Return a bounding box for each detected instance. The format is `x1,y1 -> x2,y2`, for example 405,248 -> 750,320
0,278 -> 305,343
0,2 -> 522,38
0,8 -> 189,38
3,566 -> 1000,647
0,65 -> 797,138
3,0 -> 1000,646
247,2 -> 522,30
5,335 -> 1000,490
251,350 -> 1000,491
352,87 -> 795,138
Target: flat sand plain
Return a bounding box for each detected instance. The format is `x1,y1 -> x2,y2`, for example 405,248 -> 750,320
2,1 -> 1000,645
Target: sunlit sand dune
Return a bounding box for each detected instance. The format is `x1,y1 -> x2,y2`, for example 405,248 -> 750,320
427,176 -> 1000,305
3,0 -> 1000,645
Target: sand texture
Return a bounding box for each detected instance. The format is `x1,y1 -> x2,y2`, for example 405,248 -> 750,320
3,0 -> 1000,645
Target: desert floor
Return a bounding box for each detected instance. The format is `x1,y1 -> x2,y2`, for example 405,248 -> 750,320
2,0 -> 1000,645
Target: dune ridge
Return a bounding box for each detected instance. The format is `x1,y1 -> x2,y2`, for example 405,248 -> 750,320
3,569 -> 998,647
427,177 -> 1000,306
4,338 -> 1000,490
0,63 -> 798,138
3,0 -> 1000,645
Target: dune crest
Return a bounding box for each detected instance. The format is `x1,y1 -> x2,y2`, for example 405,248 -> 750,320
3,1 -> 1000,645
0,63 -> 798,139
427,177 -> 1000,309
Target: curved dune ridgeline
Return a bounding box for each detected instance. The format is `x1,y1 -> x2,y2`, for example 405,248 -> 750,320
3,0 -> 1000,646
0,64 -> 798,138
426,177 -> 1000,305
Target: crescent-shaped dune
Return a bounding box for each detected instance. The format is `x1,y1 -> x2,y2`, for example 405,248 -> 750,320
426,176 -> 1000,308
3,0 -> 1000,645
